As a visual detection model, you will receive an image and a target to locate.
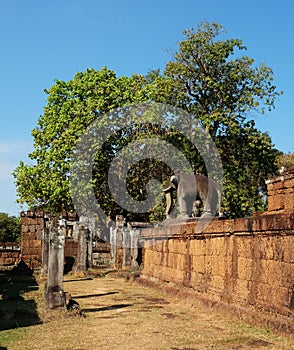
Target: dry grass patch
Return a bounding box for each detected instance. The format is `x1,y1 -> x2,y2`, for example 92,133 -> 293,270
0,273 -> 293,350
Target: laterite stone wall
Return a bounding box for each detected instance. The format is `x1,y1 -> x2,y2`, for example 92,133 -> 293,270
0,242 -> 21,267
21,210 -> 45,268
141,215 -> 294,317
267,168 -> 294,213
20,210 -> 110,269
20,210 -> 79,268
140,171 -> 294,326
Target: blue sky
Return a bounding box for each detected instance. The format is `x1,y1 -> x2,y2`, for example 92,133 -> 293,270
0,0 -> 293,216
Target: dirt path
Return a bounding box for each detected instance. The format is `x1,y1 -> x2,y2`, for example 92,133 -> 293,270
1,275 -> 293,350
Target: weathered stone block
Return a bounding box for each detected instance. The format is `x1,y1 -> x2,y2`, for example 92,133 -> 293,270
285,192 -> 294,211
237,257 -> 251,280
188,239 -> 198,256
170,239 -> 187,255
160,250 -> 168,267
283,177 -> 294,188
268,195 -> 284,212
191,255 -> 205,273
217,256 -> 227,277
211,256 -> 220,275
189,271 -> 202,289
167,252 -> 174,268
282,238 -> 294,263
234,279 -> 249,298
211,275 -> 225,291
211,237 -> 226,256
173,268 -> 185,283
175,253 -> 186,271
162,240 -> 169,253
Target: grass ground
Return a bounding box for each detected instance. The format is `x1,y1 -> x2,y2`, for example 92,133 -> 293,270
0,269 -> 293,350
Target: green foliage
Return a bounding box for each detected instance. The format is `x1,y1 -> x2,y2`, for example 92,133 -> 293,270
218,122 -> 281,216
83,121 -> 175,222
0,213 -> 21,242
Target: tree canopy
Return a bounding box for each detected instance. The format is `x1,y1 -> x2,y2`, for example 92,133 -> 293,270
13,21 -> 282,220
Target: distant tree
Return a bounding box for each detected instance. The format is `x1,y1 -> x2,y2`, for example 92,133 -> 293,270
0,213 -> 21,242
277,152 -> 294,171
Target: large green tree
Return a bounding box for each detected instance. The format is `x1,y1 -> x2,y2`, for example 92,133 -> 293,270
13,67 -> 150,213
14,22 -> 282,219
160,21 -> 282,216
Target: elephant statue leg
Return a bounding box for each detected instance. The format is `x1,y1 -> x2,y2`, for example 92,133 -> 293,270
164,190 -> 173,218
163,180 -> 177,218
178,195 -> 190,218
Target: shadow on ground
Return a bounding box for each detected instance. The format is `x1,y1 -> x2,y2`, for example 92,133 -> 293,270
82,303 -> 132,313
63,277 -> 93,283
0,261 -> 42,331
74,291 -> 118,299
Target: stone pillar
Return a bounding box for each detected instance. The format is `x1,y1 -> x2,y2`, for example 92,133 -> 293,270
123,228 -> 131,269
41,221 -> 49,277
74,224 -> 88,273
130,228 -> 141,270
45,218 -> 66,309
115,230 -> 124,270
110,215 -> 125,270
79,214 -> 95,268
87,228 -> 93,269
110,226 -> 116,267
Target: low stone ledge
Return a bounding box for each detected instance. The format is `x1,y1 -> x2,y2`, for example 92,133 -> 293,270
141,212 -> 294,239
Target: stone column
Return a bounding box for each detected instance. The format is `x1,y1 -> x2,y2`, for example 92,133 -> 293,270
115,229 -> 124,270
130,228 -> 141,270
87,228 -> 93,269
41,221 -> 49,277
110,215 -> 125,270
110,226 -> 116,267
74,224 -> 88,273
79,214 -> 95,268
45,218 -> 66,309
123,227 -> 131,269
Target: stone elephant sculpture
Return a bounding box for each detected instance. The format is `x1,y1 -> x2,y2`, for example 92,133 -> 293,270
163,174 -> 222,219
